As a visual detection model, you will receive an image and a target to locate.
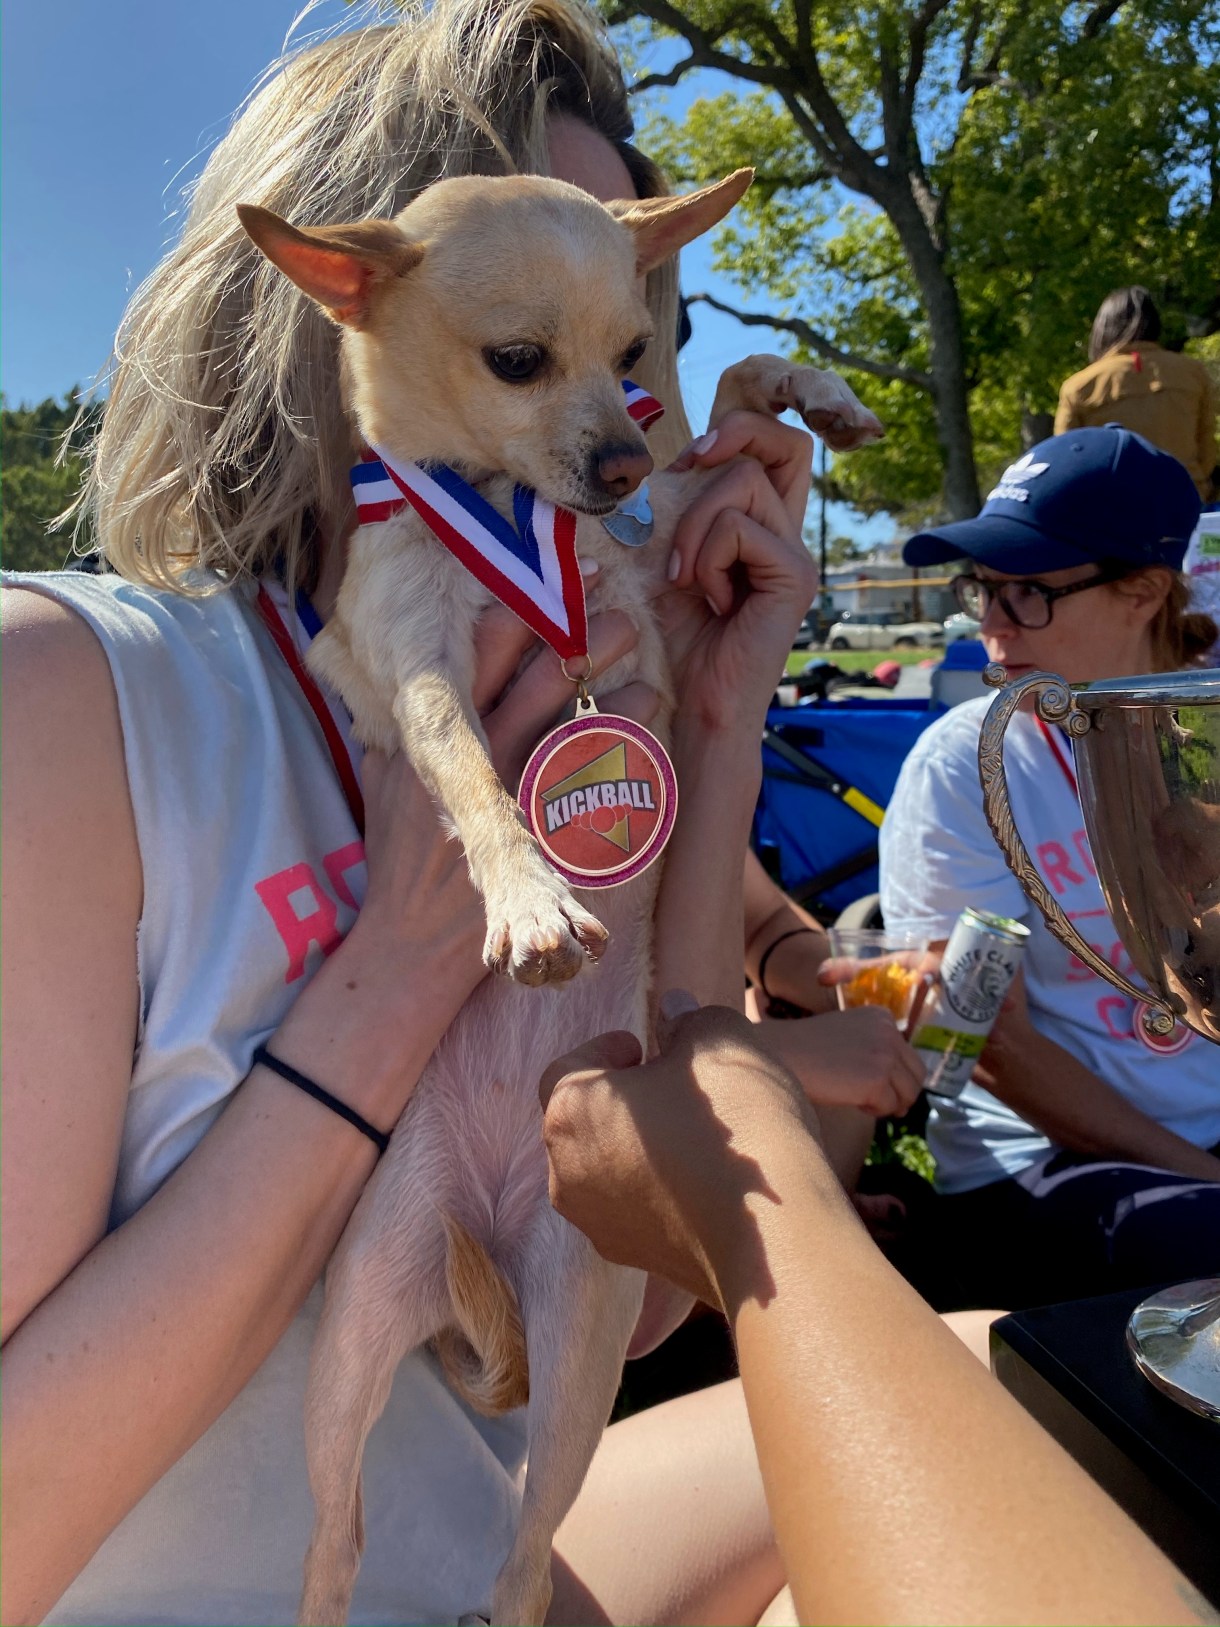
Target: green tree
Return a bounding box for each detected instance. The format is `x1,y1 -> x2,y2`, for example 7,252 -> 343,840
610,0 -> 1220,521
1,392 -> 99,572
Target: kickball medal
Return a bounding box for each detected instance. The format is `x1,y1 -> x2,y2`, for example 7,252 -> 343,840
519,685 -> 676,889
353,378 -> 675,888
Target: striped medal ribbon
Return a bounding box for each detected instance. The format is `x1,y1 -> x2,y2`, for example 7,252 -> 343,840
348,381 -> 675,887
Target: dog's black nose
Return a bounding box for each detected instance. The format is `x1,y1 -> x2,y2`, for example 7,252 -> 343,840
591,441 -> 653,500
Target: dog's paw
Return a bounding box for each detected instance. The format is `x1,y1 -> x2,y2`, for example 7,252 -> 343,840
724,355 -> 883,451
483,885 -> 608,986
773,364 -> 884,451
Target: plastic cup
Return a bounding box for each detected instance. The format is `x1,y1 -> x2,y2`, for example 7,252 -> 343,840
825,928 -> 930,1023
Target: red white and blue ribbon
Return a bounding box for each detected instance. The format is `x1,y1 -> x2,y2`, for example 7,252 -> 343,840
352,447 -> 587,661
622,379 -> 664,430
350,381 -> 664,663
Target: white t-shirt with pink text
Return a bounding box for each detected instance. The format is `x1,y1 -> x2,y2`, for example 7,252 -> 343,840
880,695 -> 1220,1194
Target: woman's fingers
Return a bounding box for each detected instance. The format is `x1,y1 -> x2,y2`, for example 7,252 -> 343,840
668,412 -> 814,530
689,508 -> 809,620
472,560 -> 605,710
471,605 -> 538,712
481,608 -> 644,781
594,681 -> 661,728
538,1029 -> 644,1111
666,460 -> 798,593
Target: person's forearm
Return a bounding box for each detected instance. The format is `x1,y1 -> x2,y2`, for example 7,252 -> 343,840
745,910 -> 836,1015
653,725 -> 760,1007
712,1151 -> 1202,1625
742,849 -> 836,1015
980,1021 -> 1220,1181
0,932 -> 474,1627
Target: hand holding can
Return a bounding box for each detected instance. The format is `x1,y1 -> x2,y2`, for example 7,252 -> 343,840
910,908 -> 1030,1096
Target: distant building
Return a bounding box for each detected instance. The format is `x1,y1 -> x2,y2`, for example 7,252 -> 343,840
823,542 -> 959,621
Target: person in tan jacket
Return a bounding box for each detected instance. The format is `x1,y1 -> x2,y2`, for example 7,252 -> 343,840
1056,285 -> 1216,500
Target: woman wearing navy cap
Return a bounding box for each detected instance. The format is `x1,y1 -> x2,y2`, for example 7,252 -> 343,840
880,425 -> 1220,1308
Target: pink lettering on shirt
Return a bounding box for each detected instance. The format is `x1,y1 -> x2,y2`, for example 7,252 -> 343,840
1097,993 -> 1133,1039
1037,839 -> 1085,895
1072,829 -> 1097,877
323,841 -> 366,910
255,862 -> 343,984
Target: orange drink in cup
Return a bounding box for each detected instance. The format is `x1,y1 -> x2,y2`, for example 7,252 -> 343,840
825,929 -> 930,1024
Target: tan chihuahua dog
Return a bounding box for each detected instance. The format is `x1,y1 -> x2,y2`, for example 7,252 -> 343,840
240,171 -> 881,1626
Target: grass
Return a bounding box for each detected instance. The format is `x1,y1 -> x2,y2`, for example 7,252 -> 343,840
785,644 -> 937,675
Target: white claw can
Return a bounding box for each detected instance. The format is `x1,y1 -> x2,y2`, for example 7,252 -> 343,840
911,907 -> 1030,1098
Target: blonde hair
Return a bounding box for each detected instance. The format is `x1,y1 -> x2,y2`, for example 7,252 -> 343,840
78,0 -> 690,594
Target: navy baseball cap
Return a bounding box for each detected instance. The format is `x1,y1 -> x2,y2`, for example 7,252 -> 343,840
903,425 -> 1201,573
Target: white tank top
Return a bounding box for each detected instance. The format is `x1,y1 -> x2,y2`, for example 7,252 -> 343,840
5,569 -> 526,1627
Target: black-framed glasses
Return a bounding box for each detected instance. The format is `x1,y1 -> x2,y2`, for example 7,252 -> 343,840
952,565 -> 1129,630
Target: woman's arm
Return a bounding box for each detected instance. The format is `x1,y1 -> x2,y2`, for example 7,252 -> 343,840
0,589 -> 494,1624
742,848 -> 837,1016
539,1002 -> 1210,1627
0,588 -> 645,1626
651,413 -> 816,1005
1054,379 -> 1084,436
978,983 -> 1220,1181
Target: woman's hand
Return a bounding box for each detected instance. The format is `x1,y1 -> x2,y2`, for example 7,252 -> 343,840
757,1007 -> 926,1119
539,994 -> 834,1307
659,413 -> 817,734
473,597 -> 660,784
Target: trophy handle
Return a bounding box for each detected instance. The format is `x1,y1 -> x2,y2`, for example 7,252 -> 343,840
978,665 -> 1176,1038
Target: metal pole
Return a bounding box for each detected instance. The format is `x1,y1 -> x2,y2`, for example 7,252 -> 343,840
818,440 -> 828,629
818,439 -> 828,581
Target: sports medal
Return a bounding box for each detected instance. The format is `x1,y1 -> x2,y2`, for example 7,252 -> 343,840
350,380 -> 675,888
518,683 -> 676,889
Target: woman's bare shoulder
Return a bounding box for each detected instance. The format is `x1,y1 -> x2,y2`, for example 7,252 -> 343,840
1,585 -> 142,1342
2,579 -> 141,896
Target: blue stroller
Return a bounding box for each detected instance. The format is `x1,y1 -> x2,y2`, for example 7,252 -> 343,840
754,696 -> 940,920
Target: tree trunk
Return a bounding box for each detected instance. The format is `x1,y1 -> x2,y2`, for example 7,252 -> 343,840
877,183 -> 981,521
913,250 -> 981,520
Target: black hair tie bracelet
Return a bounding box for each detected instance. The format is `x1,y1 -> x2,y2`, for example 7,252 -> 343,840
757,926 -> 819,1020
252,1044 -> 390,1157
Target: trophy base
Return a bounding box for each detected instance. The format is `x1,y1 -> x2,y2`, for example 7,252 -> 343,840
1126,1279 -> 1220,1421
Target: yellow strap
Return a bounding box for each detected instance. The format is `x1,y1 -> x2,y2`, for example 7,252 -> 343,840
842,785 -> 885,827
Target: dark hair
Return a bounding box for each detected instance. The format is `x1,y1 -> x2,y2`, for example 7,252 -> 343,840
1088,286 -> 1162,362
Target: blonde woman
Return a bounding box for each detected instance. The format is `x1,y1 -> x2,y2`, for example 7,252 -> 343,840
0,4 -> 827,1621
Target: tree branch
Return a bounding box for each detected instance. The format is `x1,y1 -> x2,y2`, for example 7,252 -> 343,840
631,56 -> 700,93
1080,0 -> 1126,38
902,0 -> 953,150
610,0 -> 879,191
956,4 -> 984,93
688,292 -> 934,389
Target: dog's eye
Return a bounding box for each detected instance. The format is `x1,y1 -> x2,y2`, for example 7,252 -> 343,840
620,340 -> 648,373
486,344 -> 545,383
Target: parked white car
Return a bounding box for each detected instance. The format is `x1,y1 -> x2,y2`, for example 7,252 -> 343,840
943,611 -> 982,641
825,611 -> 946,650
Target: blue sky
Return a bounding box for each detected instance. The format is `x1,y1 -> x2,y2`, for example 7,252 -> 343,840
1,0 -> 892,546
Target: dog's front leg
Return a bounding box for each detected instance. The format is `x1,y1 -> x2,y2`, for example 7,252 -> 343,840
393,670 -> 608,984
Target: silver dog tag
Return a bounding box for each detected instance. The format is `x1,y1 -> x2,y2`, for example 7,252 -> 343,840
601,481 -> 653,547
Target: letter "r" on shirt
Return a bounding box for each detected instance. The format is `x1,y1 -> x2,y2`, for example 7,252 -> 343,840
1036,840 -> 1084,896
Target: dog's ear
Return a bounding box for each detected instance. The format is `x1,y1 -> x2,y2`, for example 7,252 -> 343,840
237,205 -> 424,328
607,170 -> 753,275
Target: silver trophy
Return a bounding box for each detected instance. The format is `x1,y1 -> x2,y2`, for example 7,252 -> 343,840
979,664 -> 1220,1420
